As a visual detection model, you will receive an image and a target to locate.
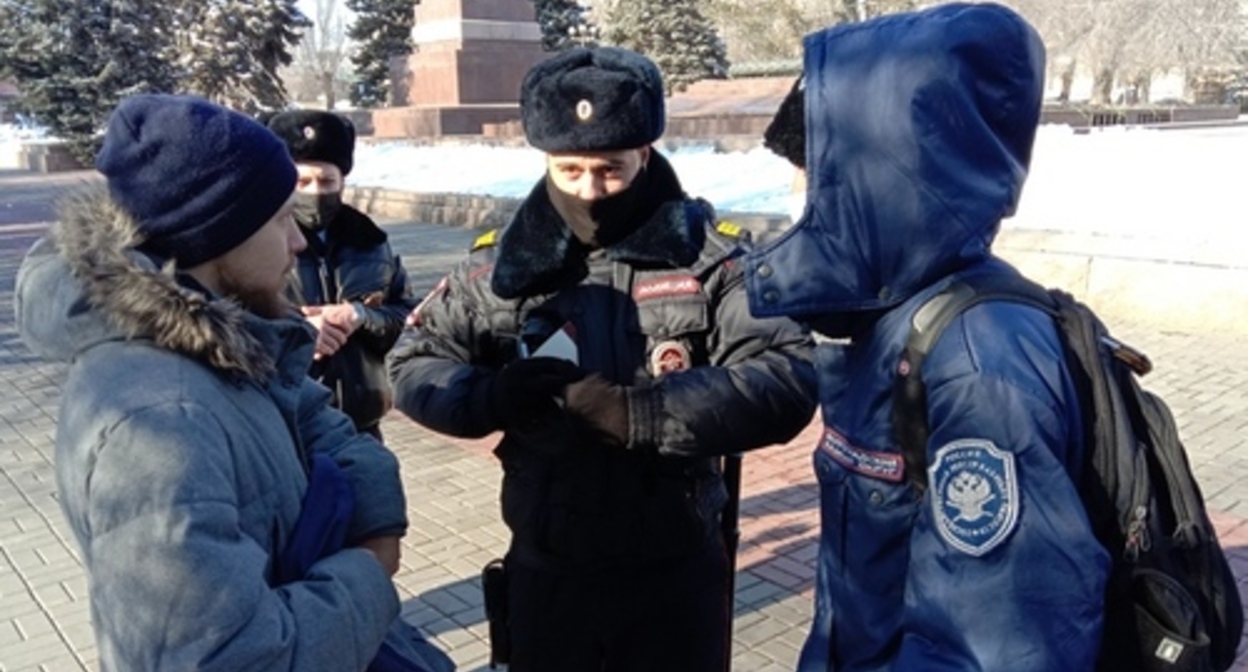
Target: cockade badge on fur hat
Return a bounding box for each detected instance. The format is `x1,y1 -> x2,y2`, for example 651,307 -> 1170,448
267,110 -> 357,176
576,99 -> 594,122
95,94 -> 297,269
521,46 -> 666,152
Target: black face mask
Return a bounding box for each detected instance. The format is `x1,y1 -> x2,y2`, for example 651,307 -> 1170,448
546,165 -> 651,249
293,192 -> 343,232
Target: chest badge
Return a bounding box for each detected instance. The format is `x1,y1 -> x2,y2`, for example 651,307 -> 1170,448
930,439 -> 1019,557
633,275 -> 702,301
650,340 -> 691,376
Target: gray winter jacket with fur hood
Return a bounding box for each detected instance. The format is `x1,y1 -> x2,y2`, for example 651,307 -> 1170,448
14,191 -> 409,671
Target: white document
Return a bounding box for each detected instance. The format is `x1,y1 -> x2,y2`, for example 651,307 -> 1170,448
530,322 -> 579,365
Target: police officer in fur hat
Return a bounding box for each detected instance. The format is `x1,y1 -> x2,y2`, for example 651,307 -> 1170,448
388,47 -> 817,672
268,110 -> 416,439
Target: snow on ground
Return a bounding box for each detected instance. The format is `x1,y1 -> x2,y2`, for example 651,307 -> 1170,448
4,120 -> 1244,246
1016,124 -> 1246,243
349,141 -> 797,215
0,120 -> 53,169
0,120 -> 50,159
351,124 -> 1248,246
0,120 -> 49,143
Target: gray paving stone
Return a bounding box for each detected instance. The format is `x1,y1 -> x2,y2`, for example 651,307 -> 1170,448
448,605 -> 486,629
729,608 -> 768,632
753,638 -> 802,666
741,661 -> 790,672
32,582 -> 78,609
0,595 -> 42,622
56,618 -> 94,650
419,589 -> 472,616
737,615 -> 795,649
443,557 -> 487,579
735,576 -> 793,609
14,653 -> 88,672
444,581 -> 484,608
2,631 -> 72,668
0,619 -> 23,647
398,604 -> 446,630
434,624 -> 481,651
14,561 -> 84,587
731,648 -> 777,672
11,611 -> 55,640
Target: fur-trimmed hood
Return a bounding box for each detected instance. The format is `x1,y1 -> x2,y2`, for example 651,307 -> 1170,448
15,188 -> 307,382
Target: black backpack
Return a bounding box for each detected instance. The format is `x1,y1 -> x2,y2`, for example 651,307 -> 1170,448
892,273 -> 1244,672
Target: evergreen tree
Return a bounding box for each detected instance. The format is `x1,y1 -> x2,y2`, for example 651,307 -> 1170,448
246,0 -> 309,110
531,0 -> 597,51
602,0 -> 728,95
0,0 -> 178,163
347,0 -> 415,108
175,0 -> 309,113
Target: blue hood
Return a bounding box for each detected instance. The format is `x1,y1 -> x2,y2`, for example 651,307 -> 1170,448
747,3 -> 1045,318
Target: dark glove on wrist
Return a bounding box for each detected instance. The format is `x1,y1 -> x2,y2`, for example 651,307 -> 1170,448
563,373 -> 630,447
490,357 -> 584,432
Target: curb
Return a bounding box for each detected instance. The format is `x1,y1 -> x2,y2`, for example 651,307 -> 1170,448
347,187 -> 523,230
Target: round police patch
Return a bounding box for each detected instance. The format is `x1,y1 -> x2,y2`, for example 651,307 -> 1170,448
649,340 -> 691,376
929,439 -> 1019,557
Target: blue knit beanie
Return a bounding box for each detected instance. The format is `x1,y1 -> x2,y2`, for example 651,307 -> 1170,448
95,94 -> 297,268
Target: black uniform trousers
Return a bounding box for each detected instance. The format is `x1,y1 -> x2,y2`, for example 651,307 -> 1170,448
505,537 -> 731,672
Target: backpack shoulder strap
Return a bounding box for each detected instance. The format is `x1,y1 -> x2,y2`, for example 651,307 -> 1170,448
893,274 -> 1055,493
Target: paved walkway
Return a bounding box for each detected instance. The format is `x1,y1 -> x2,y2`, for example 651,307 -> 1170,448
1,169 -> 1246,670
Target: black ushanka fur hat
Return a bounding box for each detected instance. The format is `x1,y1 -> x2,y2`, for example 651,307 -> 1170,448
521,46 -> 666,152
267,110 -> 356,176
763,75 -> 806,169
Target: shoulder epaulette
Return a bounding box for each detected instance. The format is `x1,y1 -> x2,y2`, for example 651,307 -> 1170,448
471,229 -> 499,252
715,221 -> 743,239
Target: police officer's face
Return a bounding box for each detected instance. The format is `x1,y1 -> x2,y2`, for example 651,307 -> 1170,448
294,161 -> 344,195
546,147 -> 650,201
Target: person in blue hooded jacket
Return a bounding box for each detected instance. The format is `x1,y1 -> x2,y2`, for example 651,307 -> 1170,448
747,4 -> 1111,671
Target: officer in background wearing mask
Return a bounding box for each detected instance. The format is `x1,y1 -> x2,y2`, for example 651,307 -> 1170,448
269,110 -> 416,439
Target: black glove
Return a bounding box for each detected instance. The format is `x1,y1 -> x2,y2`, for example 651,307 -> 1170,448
563,373 -> 630,447
489,357 -> 584,432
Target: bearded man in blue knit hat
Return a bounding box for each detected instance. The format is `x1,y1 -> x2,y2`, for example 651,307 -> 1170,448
14,94 -> 453,672
388,47 -> 817,672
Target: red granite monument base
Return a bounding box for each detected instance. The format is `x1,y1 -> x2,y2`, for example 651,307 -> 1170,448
373,0 -> 546,138
372,104 -> 526,138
